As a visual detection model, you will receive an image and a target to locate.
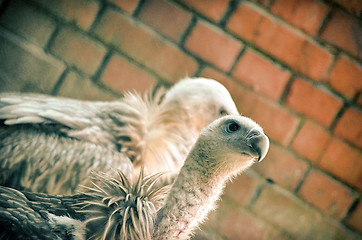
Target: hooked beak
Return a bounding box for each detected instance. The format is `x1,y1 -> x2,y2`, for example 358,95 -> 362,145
249,133 -> 270,162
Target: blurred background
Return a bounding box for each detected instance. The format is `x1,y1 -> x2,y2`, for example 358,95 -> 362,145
0,0 -> 361,239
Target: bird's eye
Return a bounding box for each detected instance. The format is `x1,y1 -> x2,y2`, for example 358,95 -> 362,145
227,122 -> 240,133
219,108 -> 227,116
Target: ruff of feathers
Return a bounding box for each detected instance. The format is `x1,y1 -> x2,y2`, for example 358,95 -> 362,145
76,169 -> 169,240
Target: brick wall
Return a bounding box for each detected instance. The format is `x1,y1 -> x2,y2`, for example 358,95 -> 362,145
0,0 -> 361,239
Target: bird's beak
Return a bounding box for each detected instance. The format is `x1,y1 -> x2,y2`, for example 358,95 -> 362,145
249,134 -> 270,162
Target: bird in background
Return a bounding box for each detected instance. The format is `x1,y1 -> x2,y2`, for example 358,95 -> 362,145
0,77 -> 239,194
0,115 -> 270,240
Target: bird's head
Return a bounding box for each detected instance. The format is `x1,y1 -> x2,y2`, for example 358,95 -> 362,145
191,115 -> 269,179
163,77 -> 239,131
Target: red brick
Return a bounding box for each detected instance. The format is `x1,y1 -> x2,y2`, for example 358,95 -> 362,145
50,27 -> 106,76
101,54 -> 157,93
191,230 -> 222,240
185,21 -> 243,72
57,71 -> 116,101
236,90 -> 259,116
232,49 -> 290,100
334,108 -> 362,148
251,185 -> 359,239
177,0 -> 230,22
0,0 -> 56,47
270,0 -> 328,35
108,0 -> 139,14
267,231 -> 293,240
324,220 -> 361,240
319,138 -> 362,190
286,78 -> 343,127
226,3 -> 266,46
358,93 -> 362,107
254,144 -> 308,190
299,169 -> 354,219
240,92 -> 300,146
199,67 -> 245,112
251,185 -> 325,238
330,0 -> 362,15
94,9 -> 198,81
327,54 -> 362,99
291,120 -> 331,163
224,171 -> 262,206
138,0 -> 192,42
0,29 -> 65,93
347,200 -> 362,233
321,11 -> 361,58
216,206 -> 292,240
32,0 -> 99,30
226,2 -> 333,80
251,0 -> 272,7
219,208 -> 270,240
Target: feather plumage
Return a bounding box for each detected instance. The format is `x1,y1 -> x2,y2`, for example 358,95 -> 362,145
0,169 -> 168,240
0,115 -> 269,240
0,78 -> 239,194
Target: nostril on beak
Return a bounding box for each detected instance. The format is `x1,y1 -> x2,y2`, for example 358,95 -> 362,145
249,134 -> 270,162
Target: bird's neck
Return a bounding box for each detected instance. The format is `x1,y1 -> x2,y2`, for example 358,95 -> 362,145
153,144 -> 229,240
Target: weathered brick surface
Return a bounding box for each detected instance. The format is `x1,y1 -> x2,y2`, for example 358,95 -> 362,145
357,94 -> 362,106
108,0 -> 139,14
101,54 -> 157,93
0,0 -> 56,47
251,0 -> 273,7
299,169 -> 355,219
252,0 -> 273,8
195,203 -> 291,240
270,0 -> 328,35
226,2 -> 334,80
32,0 -> 100,30
232,49 -> 290,100
254,144 -> 308,190
319,138 -> 362,190
94,8 -> 198,81
138,0 -> 192,42
321,11 -> 361,58
287,78 -> 343,127
1,0 -> 362,239
223,171 -> 262,206
177,0 -> 230,22
218,208 -> 271,240
334,108 -> 362,148
251,185 -> 323,238
291,120 -> 331,163
0,29 -> 65,93
240,92 -> 300,146
329,0 -> 362,15
252,185 -> 358,239
57,71 -> 116,101
50,27 -> 106,75
185,20 -> 243,72
347,200 -> 362,233
327,54 -> 362,99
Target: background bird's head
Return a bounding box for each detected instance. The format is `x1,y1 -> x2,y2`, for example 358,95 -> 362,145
192,115 -> 269,180
163,77 -> 239,132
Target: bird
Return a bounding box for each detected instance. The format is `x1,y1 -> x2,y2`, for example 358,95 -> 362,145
0,114 -> 270,240
0,77 -> 239,194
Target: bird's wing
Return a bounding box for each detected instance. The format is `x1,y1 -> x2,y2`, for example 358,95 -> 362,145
0,186 -> 84,239
0,125 -> 134,194
0,171 -> 169,239
0,93 -> 117,148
